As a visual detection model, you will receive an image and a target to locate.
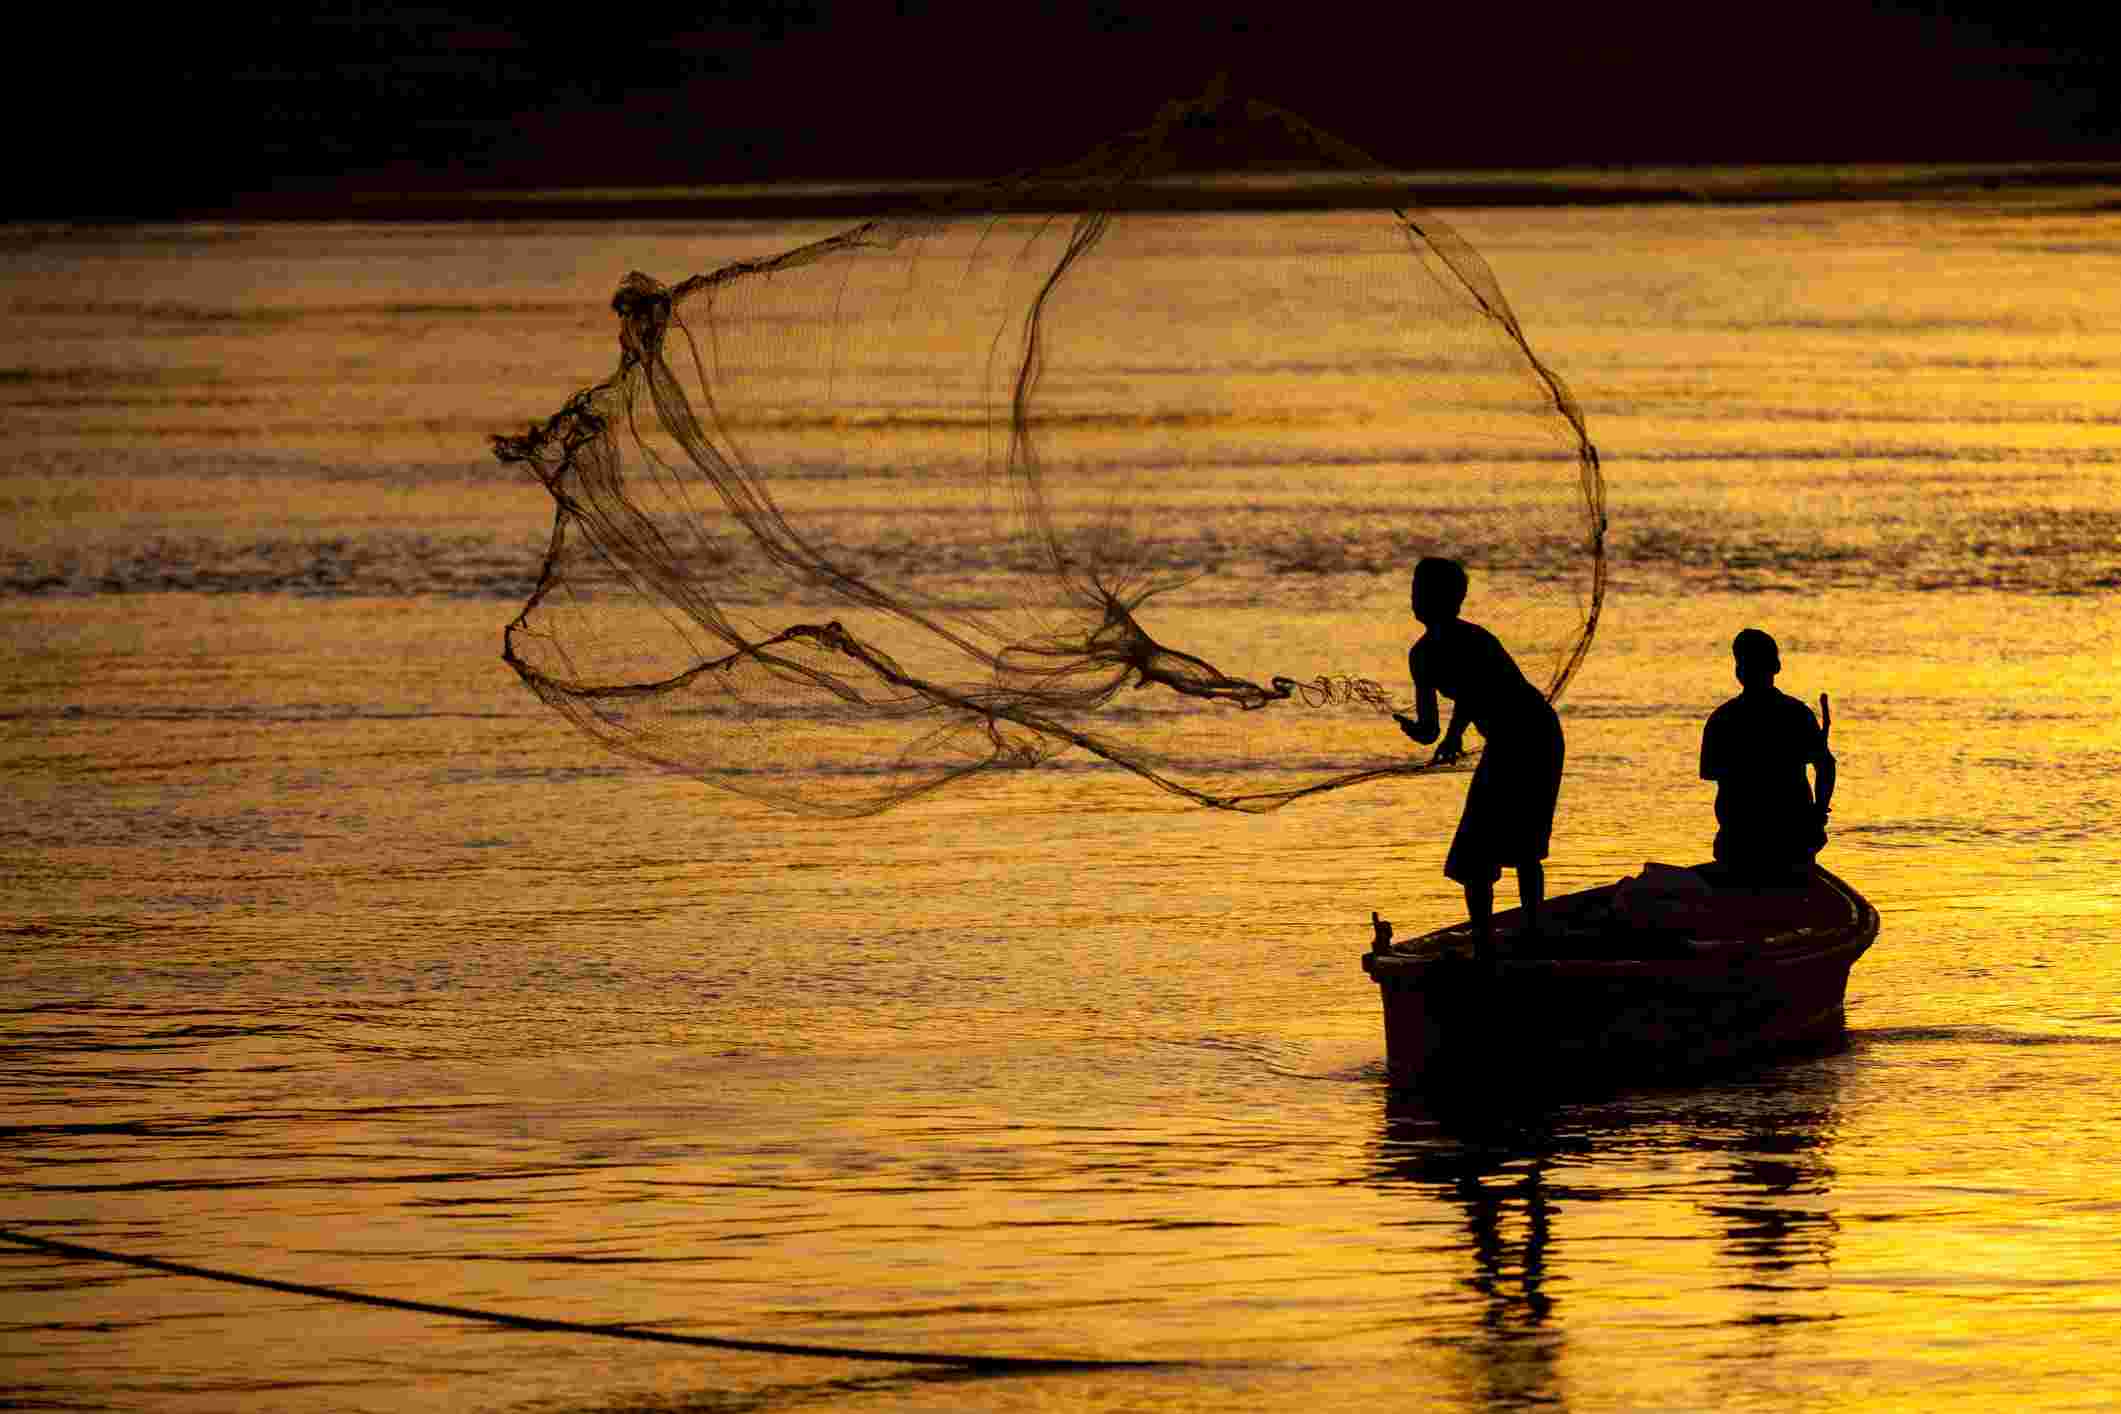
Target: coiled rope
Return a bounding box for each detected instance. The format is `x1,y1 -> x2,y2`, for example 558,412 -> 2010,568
0,1227 -> 1176,1372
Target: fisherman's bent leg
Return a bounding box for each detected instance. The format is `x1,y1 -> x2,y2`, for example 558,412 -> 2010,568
1518,861 -> 1545,936
1464,881 -> 1495,955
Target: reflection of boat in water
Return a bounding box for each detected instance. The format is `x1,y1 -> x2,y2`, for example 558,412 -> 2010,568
1367,1062 -> 1847,1407
1361,864 -> 1880,1089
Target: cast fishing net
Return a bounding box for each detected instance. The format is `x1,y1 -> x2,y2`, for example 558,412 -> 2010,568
494,94 -> 1605,816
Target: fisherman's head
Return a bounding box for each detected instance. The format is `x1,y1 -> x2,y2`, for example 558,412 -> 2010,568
1731,627 -> 1781,689
1412,557 -> 1467,626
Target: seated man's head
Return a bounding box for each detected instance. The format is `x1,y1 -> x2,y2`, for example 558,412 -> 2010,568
1731,627 -> 1780,688
1412,557 -> 1468,625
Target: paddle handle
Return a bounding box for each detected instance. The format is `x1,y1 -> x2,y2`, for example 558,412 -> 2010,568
1819,692 -> 1831,742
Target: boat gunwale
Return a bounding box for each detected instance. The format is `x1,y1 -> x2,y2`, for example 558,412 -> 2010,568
1362,865 -> 1880,983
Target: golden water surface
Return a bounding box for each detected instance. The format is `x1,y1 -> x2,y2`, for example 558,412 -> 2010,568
3,193 -> 2119,1411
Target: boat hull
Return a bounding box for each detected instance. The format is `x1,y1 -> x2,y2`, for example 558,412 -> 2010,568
1361,865 -> 1879,1089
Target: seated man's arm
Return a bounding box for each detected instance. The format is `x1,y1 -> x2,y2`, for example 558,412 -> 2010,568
1812,738 -> 1837,816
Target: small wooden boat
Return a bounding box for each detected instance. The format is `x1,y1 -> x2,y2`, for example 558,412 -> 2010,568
1360,863 -> 1880,1090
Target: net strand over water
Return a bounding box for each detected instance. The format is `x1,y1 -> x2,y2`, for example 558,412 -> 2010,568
494,94 -> 1606,815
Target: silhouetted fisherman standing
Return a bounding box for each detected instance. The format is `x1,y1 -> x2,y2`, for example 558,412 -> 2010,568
1394,557 -> 1566,955
1700,628 -> 1837,882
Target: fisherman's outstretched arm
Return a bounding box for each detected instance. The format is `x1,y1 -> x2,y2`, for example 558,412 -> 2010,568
1413,674 -> 1441,742
1398,651 -> 1442,745
1433,702 -> 1468,765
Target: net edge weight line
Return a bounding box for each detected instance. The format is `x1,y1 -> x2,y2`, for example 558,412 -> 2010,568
0,1227 -> 1180,1372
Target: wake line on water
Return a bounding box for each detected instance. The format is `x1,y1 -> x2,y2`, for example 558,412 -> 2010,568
0,1227 -> 1192,1372
1858,1025 -> 2121,1049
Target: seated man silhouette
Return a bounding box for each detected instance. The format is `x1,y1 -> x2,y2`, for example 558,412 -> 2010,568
1700,628 -> 1836,882
1394,557 -> 1565,953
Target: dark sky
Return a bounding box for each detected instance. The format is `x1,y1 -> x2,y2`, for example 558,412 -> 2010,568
28,3 -> 2121,218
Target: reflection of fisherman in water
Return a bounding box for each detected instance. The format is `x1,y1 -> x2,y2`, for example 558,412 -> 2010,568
1700,629 -> 1836,882
1373,1105 -> 1561,1408
1394,557 -> 1566,952
1369,1074 -> 1845,1404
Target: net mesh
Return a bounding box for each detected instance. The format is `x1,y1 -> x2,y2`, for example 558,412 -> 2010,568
494,94 -> 1605,816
